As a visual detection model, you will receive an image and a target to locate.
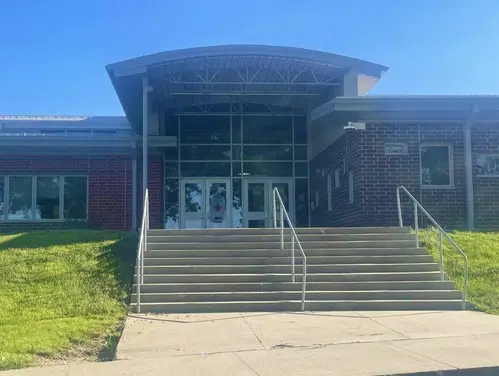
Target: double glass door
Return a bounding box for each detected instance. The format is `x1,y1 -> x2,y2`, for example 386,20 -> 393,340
243,179 -> 293,228
180,179 -> 230,229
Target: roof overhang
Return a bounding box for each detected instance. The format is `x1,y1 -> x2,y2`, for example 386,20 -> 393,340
310,95 -> 499,123
106,45 -> 388,128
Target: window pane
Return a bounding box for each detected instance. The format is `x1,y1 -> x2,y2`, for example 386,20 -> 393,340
232,115 -> 241,143
243,116 -> 292,144
232,179 -> 242,228
165,162 -> 179,178
181,145 -> 231,160
294,146 -> 308,160
232,162 -> 242,177
180,162 -> 230,177
295,179 -> 309,227
165,179 -> 179,229
0,177 -> 4,218
180,115 -> 230,143
243,146 -> 292,161
64,177 -> 87,220
295,162 -> 308,177
164,147 -> 178,161
243,162 -> 293,177
36,177 -> 60,219
294,116 -> 307,144
421,146 -> 451,186
8,176 -> 33,220
165,112 -> 178,137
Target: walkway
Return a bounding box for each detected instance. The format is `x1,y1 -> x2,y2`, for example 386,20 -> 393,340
3,311 -> 499,375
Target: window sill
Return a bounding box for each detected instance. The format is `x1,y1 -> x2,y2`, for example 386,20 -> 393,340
0,219 -> 88,223
421,185 -> 454,190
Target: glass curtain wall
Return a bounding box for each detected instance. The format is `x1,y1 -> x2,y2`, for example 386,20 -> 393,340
164,107 -> 309,229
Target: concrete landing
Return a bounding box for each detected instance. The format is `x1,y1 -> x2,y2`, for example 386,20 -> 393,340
3,311 -> 499,375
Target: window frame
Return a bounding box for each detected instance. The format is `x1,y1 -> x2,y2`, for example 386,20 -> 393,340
420,143 -> 454,189
0,175 -> 89,221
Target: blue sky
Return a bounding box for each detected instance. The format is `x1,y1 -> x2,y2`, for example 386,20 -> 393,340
1,0 -> 498,115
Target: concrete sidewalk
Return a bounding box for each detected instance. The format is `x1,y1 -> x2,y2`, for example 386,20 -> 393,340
3,311 -> 499,375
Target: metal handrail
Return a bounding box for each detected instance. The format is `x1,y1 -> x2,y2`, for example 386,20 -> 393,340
272,187 -> 307,311
136,189 -> 149,314
396,185 -> 468,310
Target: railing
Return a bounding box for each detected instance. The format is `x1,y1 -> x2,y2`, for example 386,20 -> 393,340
272,187 -> 307,311
136,189 -> 149,314
396,185 -> 468,310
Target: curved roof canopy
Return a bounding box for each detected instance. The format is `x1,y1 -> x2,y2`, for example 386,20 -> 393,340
106,45 -> 388,127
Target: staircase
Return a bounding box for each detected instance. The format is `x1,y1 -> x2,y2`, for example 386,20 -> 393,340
131,227 -> 464,313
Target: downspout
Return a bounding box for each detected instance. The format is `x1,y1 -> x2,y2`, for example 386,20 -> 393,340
142,77 -> 149,202
463,105 -> 479,230
132,141 -> 137,231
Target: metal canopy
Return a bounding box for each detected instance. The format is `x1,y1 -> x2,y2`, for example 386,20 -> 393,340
106,45 -> 388,128
311,95 -> 499,123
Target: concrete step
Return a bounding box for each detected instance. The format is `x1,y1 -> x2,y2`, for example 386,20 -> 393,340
131,299 -> 464,313
131,290 -> 463,303
143,247 -> 430,258
146,233 -> 414,243
147,227 -> 412,236
146,240 -> 416,250
132,280 -> 456,293
140,263 -> 440,274
142,255 -> 434,266
136,271 -> 447,284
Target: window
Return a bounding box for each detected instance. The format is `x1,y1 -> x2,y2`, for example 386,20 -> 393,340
0,176 -> 88,221
0,177 -> 4,218
327,174 -> 332,211
315,189 -> 319,208
348,171 -> 354,204
36,176 -> 60,219
477,155 -> 499,177
420,144 -> 453,188
8,176 -> 33,220
334,169 -> 340,189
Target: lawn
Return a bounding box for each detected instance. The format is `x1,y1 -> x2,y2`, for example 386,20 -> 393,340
0,230 -> 136,371
420,228 -> 499,315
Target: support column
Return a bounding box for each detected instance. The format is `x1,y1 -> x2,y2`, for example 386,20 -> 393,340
464,121 -> 474,230
142,77 -> 150,201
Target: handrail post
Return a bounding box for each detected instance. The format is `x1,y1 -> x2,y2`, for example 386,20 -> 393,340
439,230 -> 444,281
301,259 -> 306,311
397,185 -> 468,310
396,186 -> 403,227
414,202 -> 419,248
280,205 -> 284,251
273,189 -> 277,228
291,234 -> 295,282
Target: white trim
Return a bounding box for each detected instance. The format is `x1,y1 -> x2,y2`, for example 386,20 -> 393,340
420,143 -> 454,189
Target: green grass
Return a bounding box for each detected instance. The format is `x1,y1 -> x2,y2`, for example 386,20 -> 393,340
420,228 -> 499,315
0,230 -> 136,371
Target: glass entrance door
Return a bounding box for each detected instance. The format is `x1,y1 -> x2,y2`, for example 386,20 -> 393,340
243,179 -> 293,228
243,180 -> 268,228
180,179 -> 230,229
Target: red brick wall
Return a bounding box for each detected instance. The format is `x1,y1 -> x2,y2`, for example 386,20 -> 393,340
137,154 -> 163,230
310,123 -> 499,230
0,155 -> 133,230
310,132 -> 366,226
472,124 -> 499,229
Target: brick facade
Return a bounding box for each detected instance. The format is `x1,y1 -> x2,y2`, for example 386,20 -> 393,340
310,123 -> 499,230
0,155 -> 163,231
